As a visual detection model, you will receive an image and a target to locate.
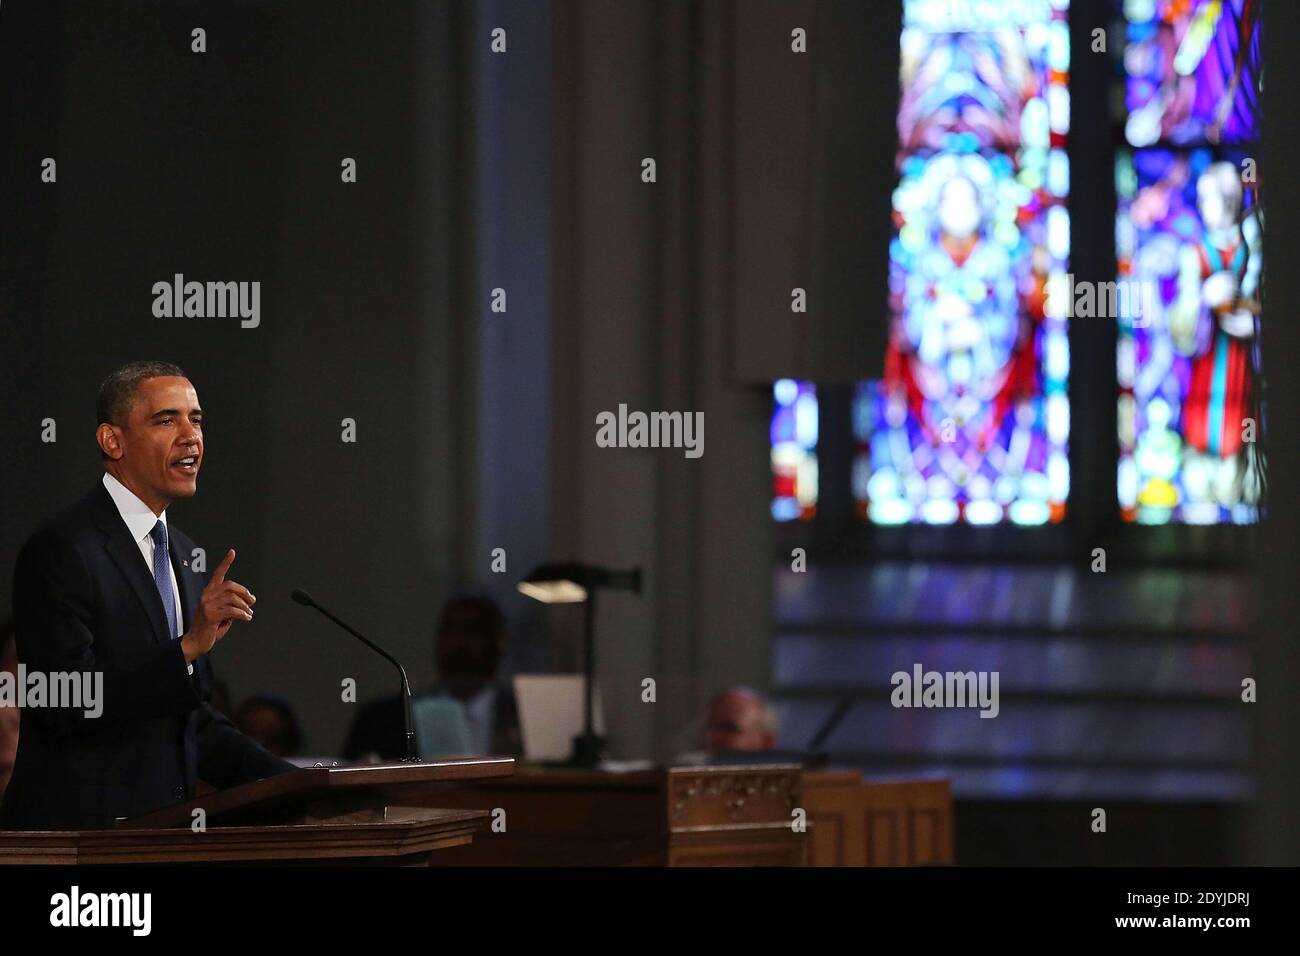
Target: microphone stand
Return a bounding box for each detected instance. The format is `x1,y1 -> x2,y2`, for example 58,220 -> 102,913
291,589 -> 418,762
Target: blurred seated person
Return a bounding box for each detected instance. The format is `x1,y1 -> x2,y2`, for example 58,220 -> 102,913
235,693 -> 305,759
674,686 -> 780,765
342,594 -> 521,761
705,686 -> 778,753
0,621 -> 18,800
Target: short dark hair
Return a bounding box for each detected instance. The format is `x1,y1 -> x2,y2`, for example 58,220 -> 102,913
437,593 -> 505,642
235,694 -> 305,756
96,360 -> 188,426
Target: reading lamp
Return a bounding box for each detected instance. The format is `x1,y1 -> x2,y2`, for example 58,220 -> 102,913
517,562 -> 642,767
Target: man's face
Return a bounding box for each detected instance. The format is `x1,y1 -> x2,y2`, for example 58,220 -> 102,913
237,704 -> 294,757
705,693 -> 775,753
436,627 -> 500,685
104,377 -> 204,511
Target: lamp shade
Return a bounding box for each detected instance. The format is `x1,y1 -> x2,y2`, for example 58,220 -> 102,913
516,562 -> 642,604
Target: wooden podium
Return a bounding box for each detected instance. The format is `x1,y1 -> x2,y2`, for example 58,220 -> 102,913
802,773 -> 954,866
0,757 -> 514,866
413,763 -> 808,866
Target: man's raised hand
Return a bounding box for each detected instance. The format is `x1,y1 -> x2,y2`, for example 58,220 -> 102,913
180,548 -> 256,663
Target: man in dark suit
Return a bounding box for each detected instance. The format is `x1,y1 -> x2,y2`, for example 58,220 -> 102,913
0,360 -> 294,829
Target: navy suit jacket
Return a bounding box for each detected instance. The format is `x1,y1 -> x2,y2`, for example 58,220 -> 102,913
0,483 -> 294,830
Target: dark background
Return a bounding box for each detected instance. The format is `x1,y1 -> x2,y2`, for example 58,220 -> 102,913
0,0 -> 487,759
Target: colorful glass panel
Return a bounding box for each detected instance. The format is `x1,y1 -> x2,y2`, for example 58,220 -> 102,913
1117,0 -> 1263,525
856,0 -> 1071,526
772,379 -> 818,521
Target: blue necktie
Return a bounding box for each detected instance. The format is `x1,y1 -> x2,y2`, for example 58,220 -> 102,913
149,520 -> 180,640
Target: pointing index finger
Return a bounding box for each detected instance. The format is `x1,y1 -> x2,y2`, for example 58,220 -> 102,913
212,548 -> 236,584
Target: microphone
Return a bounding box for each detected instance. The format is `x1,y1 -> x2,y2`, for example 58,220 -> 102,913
290,588 -> 418,762
806,696 -> 854,753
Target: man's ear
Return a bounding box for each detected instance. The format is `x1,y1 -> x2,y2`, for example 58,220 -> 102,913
96,422 -> 124,460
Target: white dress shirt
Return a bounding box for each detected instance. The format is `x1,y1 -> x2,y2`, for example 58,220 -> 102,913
102,472 -> 193,675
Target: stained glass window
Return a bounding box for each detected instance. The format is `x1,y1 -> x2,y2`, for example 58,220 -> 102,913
1117,0 -> 1263,525
771,379 -> 818,521
854,0 -> 1071,526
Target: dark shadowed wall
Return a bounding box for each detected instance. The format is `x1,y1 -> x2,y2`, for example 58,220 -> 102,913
1,0 -> 480,755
